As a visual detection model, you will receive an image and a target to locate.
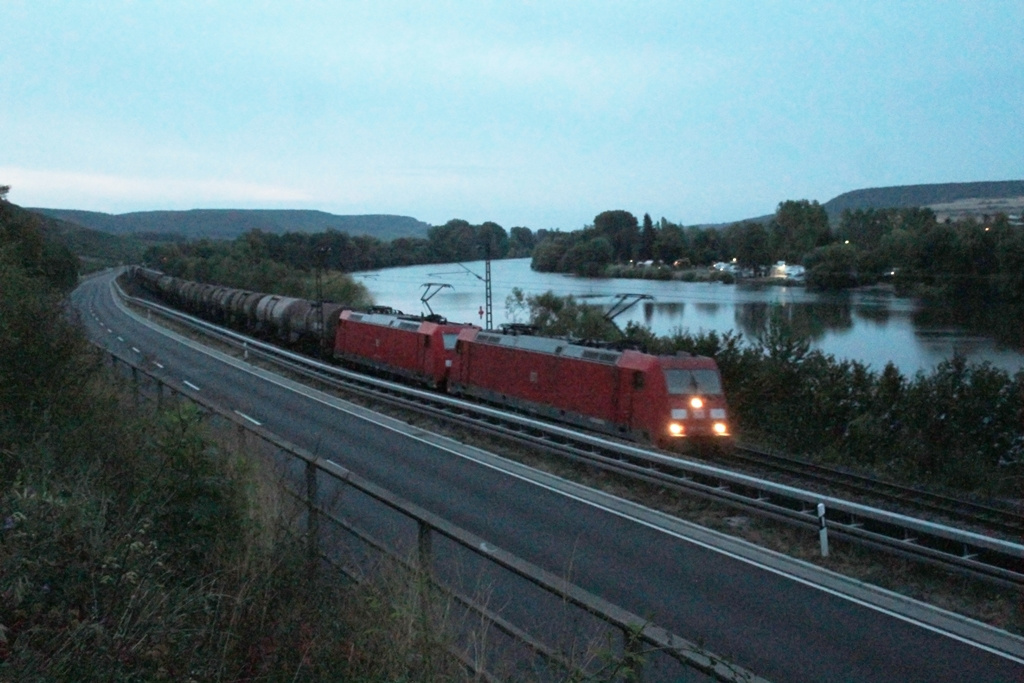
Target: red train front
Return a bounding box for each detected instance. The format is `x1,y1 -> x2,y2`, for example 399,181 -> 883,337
448,328 -> 729,448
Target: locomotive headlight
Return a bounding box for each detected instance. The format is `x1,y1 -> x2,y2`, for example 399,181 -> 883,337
690,397 -> 704,409
668,423 -> 684,436
713,422 -> 728,435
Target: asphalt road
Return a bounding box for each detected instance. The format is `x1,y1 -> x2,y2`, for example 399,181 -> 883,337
71,271 -> 1024,682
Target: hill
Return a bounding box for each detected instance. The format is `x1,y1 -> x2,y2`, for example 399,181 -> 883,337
30,208 -> 432,241
821,180 -> 1024,221
718,180 -> 1024,228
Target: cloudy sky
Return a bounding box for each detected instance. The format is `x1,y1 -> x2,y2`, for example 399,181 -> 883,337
3,1 -> 1022,230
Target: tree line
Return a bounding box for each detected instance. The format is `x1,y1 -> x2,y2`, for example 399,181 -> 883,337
530,202 -> 1024,302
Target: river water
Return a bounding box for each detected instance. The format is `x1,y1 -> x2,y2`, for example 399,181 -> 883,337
355,258 -> 1024,376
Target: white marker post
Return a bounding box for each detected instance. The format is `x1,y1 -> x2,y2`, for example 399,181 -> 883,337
817,502 -> 829,557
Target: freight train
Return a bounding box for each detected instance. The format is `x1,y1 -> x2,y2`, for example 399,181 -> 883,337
127,267 -> 731,449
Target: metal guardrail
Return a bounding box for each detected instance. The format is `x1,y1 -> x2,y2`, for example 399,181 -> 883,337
98,346 -> 767,682
117,286 -> 1024,589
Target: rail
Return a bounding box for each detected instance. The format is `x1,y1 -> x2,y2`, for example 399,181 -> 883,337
117,285 -> 1024,589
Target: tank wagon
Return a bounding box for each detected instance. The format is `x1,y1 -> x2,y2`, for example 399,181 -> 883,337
129,267 -> 345,352
334,309 -> 478,389
448,327 -> 729,448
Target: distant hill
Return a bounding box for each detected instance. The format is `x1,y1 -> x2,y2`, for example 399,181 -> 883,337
36,214 -> 149,269
822,180 -> 1024,221
30,208 -> 432,241
720,180 -> 1024,227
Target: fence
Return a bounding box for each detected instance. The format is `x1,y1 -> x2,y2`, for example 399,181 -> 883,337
101,348 -> 765,682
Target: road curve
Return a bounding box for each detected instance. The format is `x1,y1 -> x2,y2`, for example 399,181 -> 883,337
71,270 -> 1024,683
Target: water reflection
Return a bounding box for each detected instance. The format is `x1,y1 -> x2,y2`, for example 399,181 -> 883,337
853,306 -> 891,326
913,298 -> 1024,351
357,258 -> 1024,374
733,302 -> 853,342
642,301 -> 686,325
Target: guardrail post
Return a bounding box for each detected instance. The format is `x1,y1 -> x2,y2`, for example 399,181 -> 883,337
817,503 -> 829,558
417,521 -> 434,668
131,365 -> 139,406
306,459 -> 319,576
418,521 -> 433,575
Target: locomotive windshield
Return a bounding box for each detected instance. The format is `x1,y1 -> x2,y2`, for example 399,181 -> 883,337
663,369 -> 722,395
442,333 -> 461,350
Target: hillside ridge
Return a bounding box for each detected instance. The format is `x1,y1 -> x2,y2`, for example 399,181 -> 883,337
30,208 -> 432,241
822,180 -> 1024,218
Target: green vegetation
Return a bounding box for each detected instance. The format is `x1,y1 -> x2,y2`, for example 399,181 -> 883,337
532,201 -> 1024,304
0,192 -> 479,681
143,217 -> 537,289
519,291 -> 1024,497
144,234 -> 374,307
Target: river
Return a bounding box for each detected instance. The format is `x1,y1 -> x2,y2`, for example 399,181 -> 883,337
354,258 -> 1024,376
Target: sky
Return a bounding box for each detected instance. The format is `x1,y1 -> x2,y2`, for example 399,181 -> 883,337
2,1 -> 1022,231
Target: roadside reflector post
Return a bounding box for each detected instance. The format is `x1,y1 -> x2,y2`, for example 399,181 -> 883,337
306,459 -> 319,577
817,503 -> 829,558
243,341 -> 248,361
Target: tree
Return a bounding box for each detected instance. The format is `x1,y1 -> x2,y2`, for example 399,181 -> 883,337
730,221 -> 770,275
805,243 -> 859,290
638,213 -> 656,261
531,234 -> 570,272
558,235 -> 613,276
508,226 -> 536,257
770,199 -> 830,262
653,220 -> 687,264
476,221 -> 509,259
593,210 -> 639,262
0,184 -> 9,201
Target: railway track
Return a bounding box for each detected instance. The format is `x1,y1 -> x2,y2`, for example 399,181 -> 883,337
723,446 -> 1023,539
119,285 -> 1024,587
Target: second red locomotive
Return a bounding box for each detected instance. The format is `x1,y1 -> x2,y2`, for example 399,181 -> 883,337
334,309 -> 478,389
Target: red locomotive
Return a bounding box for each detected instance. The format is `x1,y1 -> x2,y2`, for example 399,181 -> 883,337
448,327 -> 729,448
334,309 -> 478,389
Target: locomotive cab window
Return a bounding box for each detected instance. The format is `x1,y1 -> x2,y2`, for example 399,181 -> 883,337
663,369 -> 722,395
443,333 -> 460,350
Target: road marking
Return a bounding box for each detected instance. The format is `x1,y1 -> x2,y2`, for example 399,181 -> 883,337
182,380 -> 201,391
117,336 -> 125,342
234,410 -> 262,426
110,283 -> 1024,665
131,347 -> 141,354
154,362 -> 165,369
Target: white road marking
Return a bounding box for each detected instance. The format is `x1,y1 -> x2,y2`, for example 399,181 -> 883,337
117,336 -> 125,342
154,362 -> 164,369
182,380 -> 201,391
234,410 -> 262,426
110,285 -> 1024,665
131,347 -> 141,354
